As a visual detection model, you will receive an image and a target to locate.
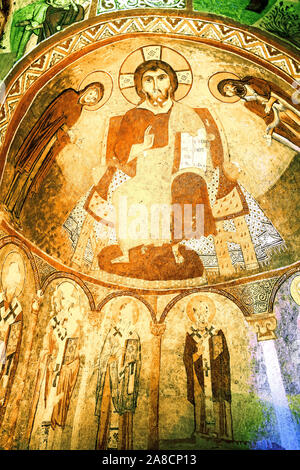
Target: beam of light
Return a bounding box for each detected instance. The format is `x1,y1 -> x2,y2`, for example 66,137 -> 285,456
261,340 -> 299,450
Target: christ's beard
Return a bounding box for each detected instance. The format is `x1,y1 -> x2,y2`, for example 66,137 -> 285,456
146,90 -> 170,107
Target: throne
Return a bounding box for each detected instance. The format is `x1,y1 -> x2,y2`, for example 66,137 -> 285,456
71,109 -> 259,277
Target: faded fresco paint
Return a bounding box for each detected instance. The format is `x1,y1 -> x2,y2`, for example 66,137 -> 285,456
0,0 -> 299,451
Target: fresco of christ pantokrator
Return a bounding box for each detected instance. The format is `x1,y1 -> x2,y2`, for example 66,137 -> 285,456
65,45 -> 285,282
0,4 -> 300,452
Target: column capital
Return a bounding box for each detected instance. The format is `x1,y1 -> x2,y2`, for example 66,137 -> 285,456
150,322 -> 166,337
246,312 -> 277,341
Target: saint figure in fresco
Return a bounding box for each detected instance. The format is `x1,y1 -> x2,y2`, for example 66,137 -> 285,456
65,46 -> 285,280
28,281 -> 83,449
37,0 -> 84,44
209,73 -> 300,150
100,58 -> 216,265
95,299 -> 141,450
4,82 -> 104,222
10,0 -> 84,61
0,252 -> 24,425
183,296 -> 233,441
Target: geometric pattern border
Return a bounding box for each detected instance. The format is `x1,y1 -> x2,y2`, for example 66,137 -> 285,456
224,277 -> 280,315
0,14 -> 299,149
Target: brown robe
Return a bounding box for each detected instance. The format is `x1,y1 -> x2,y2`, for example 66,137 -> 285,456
42,325 -> 80,430
183,330 -> 231,435
51,356 -> 80,429
241,76 -> 300,148
209,331 -> 231,404
183,332 -> 206,433
4,88 -> 84,218
37,4 -> 84,44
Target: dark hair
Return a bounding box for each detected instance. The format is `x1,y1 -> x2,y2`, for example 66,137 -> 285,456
134,60 -> 178,101
217,79 -> 246,98
79,81 -> 104,100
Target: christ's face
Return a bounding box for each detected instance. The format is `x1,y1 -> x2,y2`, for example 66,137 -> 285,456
141,68 -> 171,107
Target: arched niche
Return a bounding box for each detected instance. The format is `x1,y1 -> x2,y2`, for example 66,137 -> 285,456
71,294 -> 154,450
0,240 -> 38,449
159,291 -> 259,448
25,275 -> 91,450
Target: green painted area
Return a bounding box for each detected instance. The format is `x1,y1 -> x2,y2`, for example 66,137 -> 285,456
193,0 -> 300,48
193,0 -> 277,25
289,395 -> 300,425
232,393 -> 277,444
256,1 -> 300,47
160,393 -> 274,450
0,53 -> 15,80
160,436 -> 250,450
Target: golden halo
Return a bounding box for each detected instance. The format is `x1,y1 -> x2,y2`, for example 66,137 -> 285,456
119,44 -> 193,105
208,71 -> 241,103
1,251 -> 26,297
186,295 -> 216,324
56,280 -> 79,295
51,281 -> 83,318
290,276 -> 300,306
78,71 -> 113,111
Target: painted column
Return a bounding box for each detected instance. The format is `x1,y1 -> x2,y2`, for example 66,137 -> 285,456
148,322 -> 166,450
247,312 -> 300,450
70,315 -> 98,450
